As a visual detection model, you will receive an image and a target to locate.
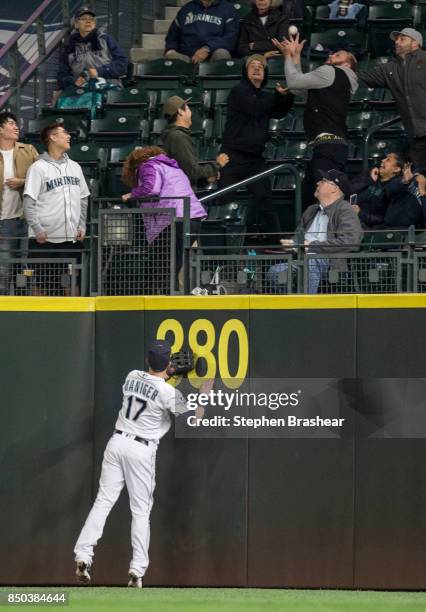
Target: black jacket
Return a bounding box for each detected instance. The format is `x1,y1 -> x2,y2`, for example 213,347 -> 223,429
221,63 -> 294,157
161,124 -> 219,188
349,171 -> 424,228
237,8 -> 289,57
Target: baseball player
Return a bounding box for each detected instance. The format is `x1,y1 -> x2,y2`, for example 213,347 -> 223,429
74,340 -> 211,588
23,123 -> 89,249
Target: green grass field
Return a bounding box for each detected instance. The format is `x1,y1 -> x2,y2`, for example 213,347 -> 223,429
4,587 -> 426,612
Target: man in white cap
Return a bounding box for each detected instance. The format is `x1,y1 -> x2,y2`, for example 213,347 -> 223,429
360,28 -> 426,170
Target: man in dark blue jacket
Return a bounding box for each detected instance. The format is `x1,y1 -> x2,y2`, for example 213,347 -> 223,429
164,0 -> 239,63
218,54 -> 294,236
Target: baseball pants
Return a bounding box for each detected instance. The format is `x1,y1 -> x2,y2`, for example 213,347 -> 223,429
74,432 -> 157,577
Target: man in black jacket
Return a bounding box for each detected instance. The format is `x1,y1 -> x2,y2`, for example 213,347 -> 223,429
161,95 -> 229,189
218,54 -> 294,235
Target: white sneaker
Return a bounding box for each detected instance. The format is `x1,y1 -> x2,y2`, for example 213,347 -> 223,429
76,560 -> 91,585
128,570 -> 142,588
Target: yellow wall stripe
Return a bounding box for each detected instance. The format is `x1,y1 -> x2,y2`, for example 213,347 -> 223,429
0,297 -> 95,312
0,294 -> 424,312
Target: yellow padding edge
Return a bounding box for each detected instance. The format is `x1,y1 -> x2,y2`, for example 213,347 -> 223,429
0,294 -> 424,312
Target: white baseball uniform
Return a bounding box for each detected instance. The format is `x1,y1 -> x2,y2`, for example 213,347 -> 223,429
74,369 -> 189,578
24,153 -> 89,242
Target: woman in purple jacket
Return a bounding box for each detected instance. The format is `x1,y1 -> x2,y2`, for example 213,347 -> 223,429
122,146 -> 207,277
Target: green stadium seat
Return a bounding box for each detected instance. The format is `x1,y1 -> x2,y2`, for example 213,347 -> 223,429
347,109 -> 374,135
69,142 -> 107,167
104,86 -> 149,118
351,86 -> 384,106
265,58 -> 285,79
309,29 -> 367,57
231,1 -> 251,18
367,4 -> 414,57
101,145 -> 144,198
199,59 -> 243,90
26,113 -> 90,143
89,115 -> 148,145
68,143 -> 107,199
132,59 -> 196,90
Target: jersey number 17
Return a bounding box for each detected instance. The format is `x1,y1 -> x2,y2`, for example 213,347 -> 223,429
125,396 -> 147,421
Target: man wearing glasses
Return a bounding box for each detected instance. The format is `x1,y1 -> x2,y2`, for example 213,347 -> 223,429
57,7 -> 128,92
23,124 -> 89,290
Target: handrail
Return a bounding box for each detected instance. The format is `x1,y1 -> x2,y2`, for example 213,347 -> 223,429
0,0 -> 74,116
0,0 -> 55,62
199,162 -> 302,221
362,115 -> 402,171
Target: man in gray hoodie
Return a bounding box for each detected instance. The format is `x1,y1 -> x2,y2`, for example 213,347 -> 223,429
24,124 -> 89,254
273,34 -> 359,208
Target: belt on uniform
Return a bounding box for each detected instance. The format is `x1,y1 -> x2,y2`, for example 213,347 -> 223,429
114,429 -> 150,446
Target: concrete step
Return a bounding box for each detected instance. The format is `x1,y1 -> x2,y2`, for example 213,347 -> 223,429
141,33 -> 165,50
153,19 -> 171,34
130,48 -> 164,62
165,6 -> 180,20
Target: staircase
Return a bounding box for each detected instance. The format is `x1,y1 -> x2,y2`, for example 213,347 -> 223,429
132,0 -> 188,62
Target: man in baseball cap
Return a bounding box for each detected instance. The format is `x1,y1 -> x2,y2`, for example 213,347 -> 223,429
318,169 -> 351,198
390,28 -> 423,48
360,27 -> 426,171
161,95 -> 229,188
162,96 -> 191,119
147,340 -> 172,372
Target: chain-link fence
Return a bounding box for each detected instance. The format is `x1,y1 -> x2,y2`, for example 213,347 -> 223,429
97,207 -> 178,295
0,256 -> 84,296
303,252 -> 403,294
413,253 -> 426,293
191,253 -> 296,294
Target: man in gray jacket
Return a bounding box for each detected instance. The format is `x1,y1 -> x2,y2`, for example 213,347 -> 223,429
360,28 -> 426,170
161,95 -> 229,189
267,170 -> 363,293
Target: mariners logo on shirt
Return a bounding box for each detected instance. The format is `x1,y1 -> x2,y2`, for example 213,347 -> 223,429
184,12 -> 222,26
45,176 -> 81,191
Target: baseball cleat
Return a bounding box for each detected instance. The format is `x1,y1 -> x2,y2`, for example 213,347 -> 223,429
128,570 -> 142,588
76,560 -> 91,584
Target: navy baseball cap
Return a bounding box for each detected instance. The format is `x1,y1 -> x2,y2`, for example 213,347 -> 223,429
75,7 -> 96,19
147,340 -> 171,372
318,169 -> 351,197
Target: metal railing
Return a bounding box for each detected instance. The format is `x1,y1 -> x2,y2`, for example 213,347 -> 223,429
199,163 -> 302,223
0,0 -> 81,119
362,115 -> 402,170
189,228 -> 426,295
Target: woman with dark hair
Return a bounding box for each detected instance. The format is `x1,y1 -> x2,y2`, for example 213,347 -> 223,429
237,0 -> 292,59
122,146 -> 207,283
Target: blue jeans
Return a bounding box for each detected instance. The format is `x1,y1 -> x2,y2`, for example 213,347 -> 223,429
0,217 -> 28,294
266,258 -> 330,294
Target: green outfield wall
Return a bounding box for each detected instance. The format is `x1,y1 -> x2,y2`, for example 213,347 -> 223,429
0,295 -> 425,589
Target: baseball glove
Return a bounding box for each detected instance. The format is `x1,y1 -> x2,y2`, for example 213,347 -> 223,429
170,350 -> 195,375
